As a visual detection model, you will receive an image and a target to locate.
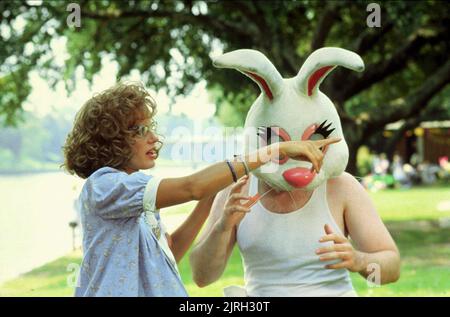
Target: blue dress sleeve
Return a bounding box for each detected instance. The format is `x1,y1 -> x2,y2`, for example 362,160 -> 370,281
84,167 -> 153,219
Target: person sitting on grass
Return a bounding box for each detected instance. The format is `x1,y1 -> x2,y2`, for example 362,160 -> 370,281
62,82 -> 338,297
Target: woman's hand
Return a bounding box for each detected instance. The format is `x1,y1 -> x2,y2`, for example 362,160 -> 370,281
279,138 -> 341,172
216,176 -> 251,232
316,224 -> 367,273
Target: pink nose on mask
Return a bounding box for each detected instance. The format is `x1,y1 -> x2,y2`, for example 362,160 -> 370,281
282,167 -> 316,188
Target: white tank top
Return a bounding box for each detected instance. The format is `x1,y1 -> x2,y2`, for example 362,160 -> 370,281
236,175 -> 356,297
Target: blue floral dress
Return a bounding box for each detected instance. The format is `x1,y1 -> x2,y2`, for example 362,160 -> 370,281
74,167 -> 188,297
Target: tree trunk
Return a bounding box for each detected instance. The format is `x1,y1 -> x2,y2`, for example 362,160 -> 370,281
384,129 -> 405,161
342,120 -> 363,176
346,140 -> 360,176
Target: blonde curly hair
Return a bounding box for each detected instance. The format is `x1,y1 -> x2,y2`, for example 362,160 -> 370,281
62,82 -> 157,179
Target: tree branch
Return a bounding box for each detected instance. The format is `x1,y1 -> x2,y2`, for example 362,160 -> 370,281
310,3 -> 339,51
224,1 -> 265,36
352,20 -> 394,56
326,19 -> 394,100
364,58 -> 450,137
333,29 -> 446,103
79,7 -> 258,40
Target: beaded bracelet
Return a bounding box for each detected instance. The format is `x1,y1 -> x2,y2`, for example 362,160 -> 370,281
225,159 -> 238,182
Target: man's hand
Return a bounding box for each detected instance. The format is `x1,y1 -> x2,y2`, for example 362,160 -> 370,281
316,224 -> 367,272
216,176 -> 250,232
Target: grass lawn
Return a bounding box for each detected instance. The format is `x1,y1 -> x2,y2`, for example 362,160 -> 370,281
369,183 -> 450,221
1,185 -> 449,297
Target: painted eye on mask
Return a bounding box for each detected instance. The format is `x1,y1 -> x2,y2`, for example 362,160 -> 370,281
257,126 -> 290,164
309,120 -> 335,149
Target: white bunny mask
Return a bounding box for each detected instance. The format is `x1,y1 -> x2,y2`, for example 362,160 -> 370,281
213,47 -> 364,191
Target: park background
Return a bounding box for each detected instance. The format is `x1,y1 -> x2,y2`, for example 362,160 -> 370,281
0,0 -> 449,296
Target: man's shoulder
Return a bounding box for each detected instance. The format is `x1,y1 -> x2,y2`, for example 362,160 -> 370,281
327,172 -> 362,192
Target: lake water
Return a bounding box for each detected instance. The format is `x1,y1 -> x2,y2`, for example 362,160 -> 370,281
0,165 -> 199,285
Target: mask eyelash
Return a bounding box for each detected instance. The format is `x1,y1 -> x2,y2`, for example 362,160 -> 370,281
315,120 -> 335,138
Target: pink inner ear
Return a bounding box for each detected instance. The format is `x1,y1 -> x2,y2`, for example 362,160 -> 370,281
244,71 -> 273,100
308,66 -> 334,96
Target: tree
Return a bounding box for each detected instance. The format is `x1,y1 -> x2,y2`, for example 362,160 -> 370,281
1,0 -> 449,173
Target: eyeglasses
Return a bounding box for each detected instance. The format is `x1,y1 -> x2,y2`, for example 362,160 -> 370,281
129,122 -> 157,139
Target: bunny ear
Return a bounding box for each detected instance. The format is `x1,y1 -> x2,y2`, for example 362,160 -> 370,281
296,47 -> 364,97
212,49 -> 283,101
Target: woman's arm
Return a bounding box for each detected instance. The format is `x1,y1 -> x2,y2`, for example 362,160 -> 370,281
168,195 -> 216,263
156,138 -> 339,209
316,172 -> 400,285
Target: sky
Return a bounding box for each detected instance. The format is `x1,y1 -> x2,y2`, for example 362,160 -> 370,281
23,54 -> 217,122
20,34 -> 218,123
